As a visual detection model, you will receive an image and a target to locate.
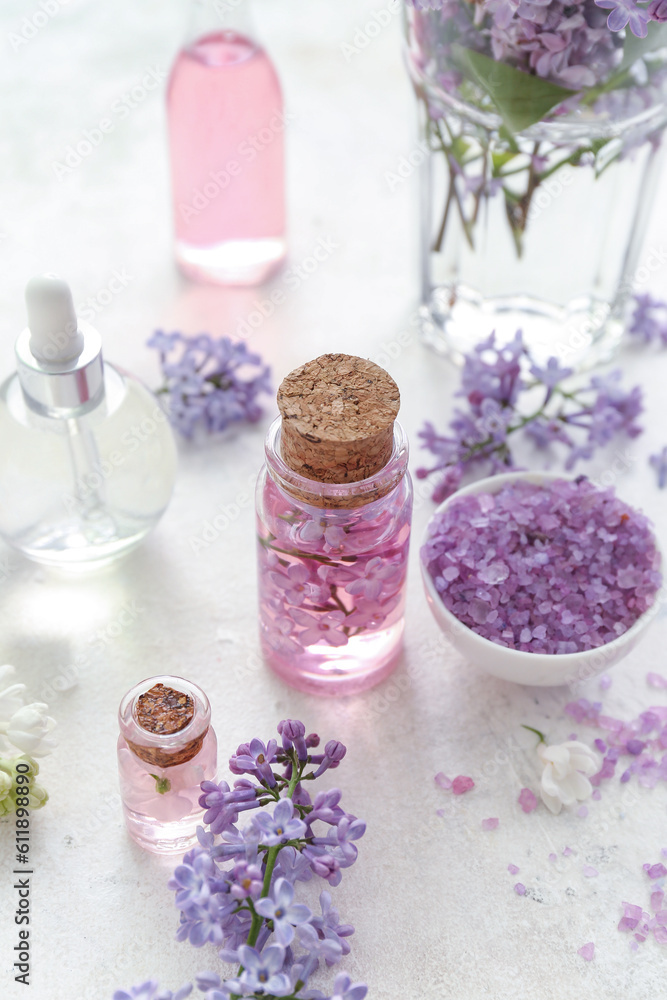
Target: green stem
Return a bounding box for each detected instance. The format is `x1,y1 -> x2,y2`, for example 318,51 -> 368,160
521,724 -> 547,745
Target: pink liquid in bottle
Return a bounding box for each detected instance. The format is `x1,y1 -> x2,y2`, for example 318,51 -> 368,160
167,30 -> 286,285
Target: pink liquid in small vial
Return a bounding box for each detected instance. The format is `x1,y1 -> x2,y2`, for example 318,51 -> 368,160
167,31 -> 286,285
117,730 -> 217,855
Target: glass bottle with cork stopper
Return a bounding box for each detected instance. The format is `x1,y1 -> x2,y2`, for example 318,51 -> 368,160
255,354 -> 413,695
117,675 -> 217,854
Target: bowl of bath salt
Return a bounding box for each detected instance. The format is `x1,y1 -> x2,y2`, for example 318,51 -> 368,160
420,472 -> 662,685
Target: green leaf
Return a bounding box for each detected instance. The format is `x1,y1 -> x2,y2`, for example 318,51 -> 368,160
451,45 -> 575,133
621,21 -> 667,71
492,150 -> 519,172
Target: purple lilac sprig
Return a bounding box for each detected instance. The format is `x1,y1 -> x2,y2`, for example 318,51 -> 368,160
417,331 -> 643,502
629,293 -> 667,346
115,720 -> 366,1000
147,331 -> 271,439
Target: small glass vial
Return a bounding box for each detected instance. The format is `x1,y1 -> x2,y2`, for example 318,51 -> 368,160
0,275 -> 177,567
167,0 -> 286,285
256,354 -> 413,695
117,675 -> 217,855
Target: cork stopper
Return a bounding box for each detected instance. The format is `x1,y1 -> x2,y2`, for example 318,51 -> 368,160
277,354 -> 400,494
126,683 -> 207,769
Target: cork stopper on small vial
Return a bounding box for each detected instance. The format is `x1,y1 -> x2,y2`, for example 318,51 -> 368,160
126,682 -> 208,768
277,354 -> 400,502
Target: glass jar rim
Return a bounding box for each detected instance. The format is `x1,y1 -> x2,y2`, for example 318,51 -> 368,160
264,417 -> 409,508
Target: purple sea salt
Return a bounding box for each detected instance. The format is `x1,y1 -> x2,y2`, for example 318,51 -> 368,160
482,817 -> 499,831
577,806 -> 589,818
518,788 -> 538,813
647,672 -> 667,688
600,674 -> 612,690
627,739 -> 646,756
647,863 -> 667,880
578,942 -> 595,961
583,865 -> 599,877
508,864 -> 520,875
422,479 -> 661,654
434,772 -> 452,790
651,890 -> 665,911
452,775 -> 475,795
514,883 -> 526,895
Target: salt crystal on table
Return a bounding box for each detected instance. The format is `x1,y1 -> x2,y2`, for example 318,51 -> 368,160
654,926 -> 667,944
651,890 -> 665,912
434,772 -> 452,790
514,883 -> 526,896
583,865 -> 599,877
577,806 -> 588,818
482,817 -> 499,831
655,910 -> 667,925
518,788 -> 538,813
592,789 -> 601,800
436,809 -> 445,817
599,674 -> 612,690
647,863 -> 667,879
647,672 -> 667,688
563,847 -> 573,857
452,775 -> 475,795
508,864 -> 520,875
577,942 -> 595,961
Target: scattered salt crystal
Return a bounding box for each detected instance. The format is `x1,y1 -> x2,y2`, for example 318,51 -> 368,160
548,853 -> 557,863
518,788 -> 538,813
630,940 -> 639,951
568,732 -> 578,741
599,674 -> 612,690
626,739 -> 645,756
452,775 -> 475,795
436,808 -> 445,817
578,942 -> 595,961
647,672 -> 667,689
514,883 -> 526,896
654,926 -> 667,944
563,847 -> 573,857
651,890 -> 664,912
655,910 -> 667,925
583,865 -> 599,878
647,863 -> 667,880
482,817 -> 499,831
592,789 -> 601,801
508,864 -> 520,875
434,772 -> 452,790
577,806 -> 589,818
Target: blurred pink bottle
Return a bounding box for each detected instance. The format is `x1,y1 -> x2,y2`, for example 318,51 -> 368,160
167,0 -> 286,285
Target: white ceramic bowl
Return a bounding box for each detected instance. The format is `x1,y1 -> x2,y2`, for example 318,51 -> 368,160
420,471 -> 662,686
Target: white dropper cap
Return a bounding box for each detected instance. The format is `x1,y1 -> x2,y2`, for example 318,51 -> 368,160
15,274 -> 104,415
25,274 -> 85,364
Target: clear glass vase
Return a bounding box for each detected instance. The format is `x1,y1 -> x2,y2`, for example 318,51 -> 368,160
404,5 -> 667,368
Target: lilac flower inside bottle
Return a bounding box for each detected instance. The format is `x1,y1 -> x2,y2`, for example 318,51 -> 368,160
117,675 -> 217,854
255,354 -> 413,694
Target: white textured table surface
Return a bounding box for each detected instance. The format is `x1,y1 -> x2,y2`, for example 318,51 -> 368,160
1,2 -> 667,999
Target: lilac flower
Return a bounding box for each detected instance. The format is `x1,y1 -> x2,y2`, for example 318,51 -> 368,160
254,878 -> 313,944
175,896 -> 236,947
147,331 -> 271,439
629,294 -> 667,345
113,983 -> 192,1000
277,719 -> 308,760
231,738 -> 278,787
595,0 -> 649,35
273,845 -> 314,883
303,846 -> 343,886
252,798 -> 307,846
306,789 -> 346,827
313,891 -> 355,956
168,851 -> 226,908
225,944 -> 292,997
311,816 -> 366,864
649,447 -> 667,488
648,0 -> 667,19
297,922 -> 345,970
312,741 -> 347,778
291,609 -> 349,648
418,331 -> 644,501
298,517 -> 347,549
330,973 -> 368,1000
344,556 -> 401,600
229,860 -> 263,901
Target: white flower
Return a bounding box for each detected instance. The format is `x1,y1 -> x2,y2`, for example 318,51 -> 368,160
0,769 -> 11,803
537,740 -> 601,815
1,703 -> 56,757
0,664 -> 27,721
